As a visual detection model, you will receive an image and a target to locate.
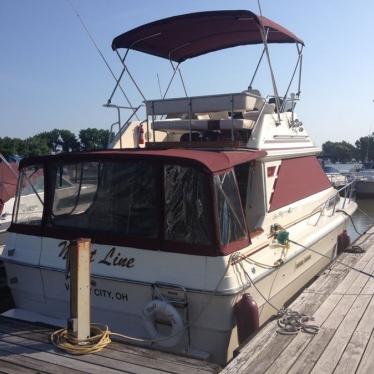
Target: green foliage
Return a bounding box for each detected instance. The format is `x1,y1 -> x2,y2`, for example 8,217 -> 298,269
79,128 -> 110,150
355,135 -> 374,162
321,141 -> 357,163
0,128 -> 110,157
1,128 -> 368,163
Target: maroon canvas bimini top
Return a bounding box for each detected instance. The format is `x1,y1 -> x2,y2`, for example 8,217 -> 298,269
112,10 -> 304,62
20,148 -> 266,174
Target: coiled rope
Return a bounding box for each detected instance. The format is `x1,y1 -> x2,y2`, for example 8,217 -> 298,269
276,309 -> 319,335
234,256 -> 319,335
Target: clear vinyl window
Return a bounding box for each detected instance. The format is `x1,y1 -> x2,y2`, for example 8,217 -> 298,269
14,164 -> 44,225
215,170 -> 247,246
49,160 -> 159,238
164,164 -> 212,245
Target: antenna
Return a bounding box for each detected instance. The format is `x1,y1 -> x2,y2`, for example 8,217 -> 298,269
64,0 -> 139,120
157,73 -> 162,98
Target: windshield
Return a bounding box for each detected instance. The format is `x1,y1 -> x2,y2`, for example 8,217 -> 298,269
14,164 -> 44,225
214,170 -> 248,246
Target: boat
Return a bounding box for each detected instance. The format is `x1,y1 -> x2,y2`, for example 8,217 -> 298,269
355,162 -> 374,197
0,9 -> 357,365
322,165 -> 348,189
0,155 -> 19,244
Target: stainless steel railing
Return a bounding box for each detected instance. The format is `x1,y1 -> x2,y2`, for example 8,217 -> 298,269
315,179 -> 356,226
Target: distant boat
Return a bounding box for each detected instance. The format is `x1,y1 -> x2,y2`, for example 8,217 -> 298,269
355,162 -> 374,197
0,155 -> 18,241
323,165 -> 347,189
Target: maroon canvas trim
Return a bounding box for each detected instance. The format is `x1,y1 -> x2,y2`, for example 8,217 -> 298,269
8,223 -> 43,236
221,237 -> 251,255
208,175 -> 222,252
8,223 -> 248,256
111,10 -> 304,62
9,224 -> 222,256
269,156 -> 332,212
20,149 -> 266,175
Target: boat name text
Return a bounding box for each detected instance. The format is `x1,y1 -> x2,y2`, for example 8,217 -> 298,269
58,241 -> 135,268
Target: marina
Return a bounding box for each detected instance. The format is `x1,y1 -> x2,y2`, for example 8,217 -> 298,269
1,2 -> 374,373
0,8 -> 360,365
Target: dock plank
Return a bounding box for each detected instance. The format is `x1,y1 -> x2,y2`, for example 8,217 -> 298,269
223,228 -> 374,374
0,357 -> 46,374
356,331 -> 374,374
0,334 -> 129,374
0,317 -> 218,372
310,294 -> 371,374
0,345 -> 86,374
333,295 -> 374,374
0,324 -> 214,374
0,316 -> 218,374
264,292 -> 344,374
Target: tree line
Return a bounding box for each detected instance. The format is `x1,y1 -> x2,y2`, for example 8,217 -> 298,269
1,129 -> 372,163
0,128 -> 111,158
322,136 -> 374,163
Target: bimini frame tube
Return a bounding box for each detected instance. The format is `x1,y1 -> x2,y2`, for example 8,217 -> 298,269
115,50 -> 146,101
108,33 -> 162,105
256,0 -> 281,124
281,45 -> 304,112
259,25 -> 282,125
297,44 -> 303,98
169,60 -> 188,97
248,47 -> 265,90
162,62 -> 181,99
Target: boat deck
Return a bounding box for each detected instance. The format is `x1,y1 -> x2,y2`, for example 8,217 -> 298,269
222,226 -> 374,374
0,316 -> 220,374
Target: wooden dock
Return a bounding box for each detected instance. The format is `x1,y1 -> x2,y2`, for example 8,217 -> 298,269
222,228 -> 374,374
0,316 -> 220,374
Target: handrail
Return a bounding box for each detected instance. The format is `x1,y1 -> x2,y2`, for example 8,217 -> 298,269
106,105 -> 143,149
314,179 -> 356,226
250,95 -> 271,135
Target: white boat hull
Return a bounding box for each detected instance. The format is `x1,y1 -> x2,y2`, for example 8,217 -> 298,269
0,200 -> 354,364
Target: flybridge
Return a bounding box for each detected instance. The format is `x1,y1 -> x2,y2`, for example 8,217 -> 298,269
105,9 -> 306,151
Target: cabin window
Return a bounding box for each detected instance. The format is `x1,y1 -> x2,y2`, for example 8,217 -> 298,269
49,160 -> 159,237
215,170 -> 247,245
234,162 -> 251,209
14,164 -> 44,225
164,164 -> 211,245
51,162 -> 99,217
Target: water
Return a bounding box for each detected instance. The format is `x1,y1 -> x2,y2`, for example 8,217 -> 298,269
327,163 -> 374,242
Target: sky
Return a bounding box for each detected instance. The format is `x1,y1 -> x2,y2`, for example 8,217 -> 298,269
1,0 -> 374,146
